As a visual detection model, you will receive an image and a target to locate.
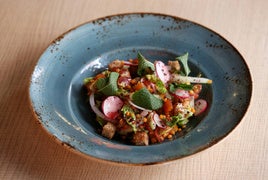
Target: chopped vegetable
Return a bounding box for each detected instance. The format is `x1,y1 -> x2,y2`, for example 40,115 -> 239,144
121,105 -> 137,132
167,115 -> 189,127
146,74 -> 167,94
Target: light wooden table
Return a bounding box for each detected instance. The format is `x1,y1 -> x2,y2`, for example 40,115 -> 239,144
1,0 -> 267,179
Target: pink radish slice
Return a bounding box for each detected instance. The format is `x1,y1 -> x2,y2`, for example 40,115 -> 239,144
154,61 -> 170,84
89,93 -> 114,122
194,99 -> 208,116
102,96 -> 124,119
153,113 -> 166,128
173,89 -> 190,99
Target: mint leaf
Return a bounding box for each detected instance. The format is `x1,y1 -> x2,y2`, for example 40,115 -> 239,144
96,78 -> 108,90
176,52 -> 191,76
137,52 -> 155,76
97,72 -> 119,96
131,88 -> 163,110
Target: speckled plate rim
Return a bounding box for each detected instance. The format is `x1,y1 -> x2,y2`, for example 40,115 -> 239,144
28,12 -> 253,166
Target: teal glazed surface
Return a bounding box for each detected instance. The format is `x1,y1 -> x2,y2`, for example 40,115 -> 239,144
29,13 -> 252,165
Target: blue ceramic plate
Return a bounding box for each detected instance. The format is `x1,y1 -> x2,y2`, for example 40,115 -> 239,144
29,13 -> 252,165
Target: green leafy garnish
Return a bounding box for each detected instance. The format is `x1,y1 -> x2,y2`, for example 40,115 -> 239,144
169,82 -> 193,92
166,115 -> 189,127
121,105 -> 137,132
137,52 -> 155,76
146,74 -> 167,94
131,88 -> 163,110
96,77 -> 108,89
97,72 -> 119,96
176,52 -> 191,76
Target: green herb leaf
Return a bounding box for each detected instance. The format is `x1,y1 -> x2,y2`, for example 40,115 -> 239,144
97,72 -> 119,96
121,105 -> 137,132
176,52 -> 191,76
96,78 -> 108,90
166,115 -> 189,127
137,52 -> 155,76
131,88 -> 163,110
146,74 -> 167,94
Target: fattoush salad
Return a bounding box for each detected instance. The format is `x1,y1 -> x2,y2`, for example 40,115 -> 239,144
83,52 -> 212,145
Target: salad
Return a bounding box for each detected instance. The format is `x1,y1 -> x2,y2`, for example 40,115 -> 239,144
83,52 -> 212,145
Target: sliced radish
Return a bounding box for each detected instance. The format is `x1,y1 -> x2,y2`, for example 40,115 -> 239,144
102,96 -> 124,119
194,99 -> 208,116
155,61 -> 170,85
89,93 -> 115,122
153,113 -> 166,129
173,89 -> 190,99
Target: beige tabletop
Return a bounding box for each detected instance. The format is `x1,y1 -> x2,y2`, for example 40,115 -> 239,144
1,0 -> 268,179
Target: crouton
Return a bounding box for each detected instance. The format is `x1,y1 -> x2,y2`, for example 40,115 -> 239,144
168,60 -> 180,72
101,122 -> 116,139
132,131 -> 149,146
